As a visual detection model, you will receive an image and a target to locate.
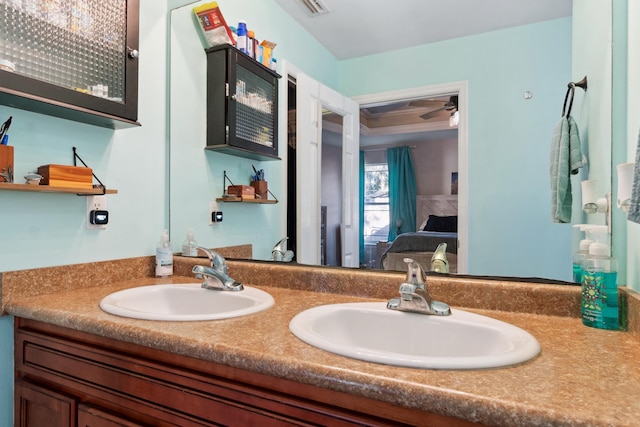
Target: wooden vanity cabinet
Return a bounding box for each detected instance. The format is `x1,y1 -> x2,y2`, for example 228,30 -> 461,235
15,318 -> 482,427
14,379 -> 76,427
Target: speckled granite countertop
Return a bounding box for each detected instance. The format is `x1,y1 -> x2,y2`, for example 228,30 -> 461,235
4,261 -> 640,427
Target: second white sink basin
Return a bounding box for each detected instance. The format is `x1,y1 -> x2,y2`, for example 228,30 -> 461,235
289,302 -> 541,370
100,283 -> 274,321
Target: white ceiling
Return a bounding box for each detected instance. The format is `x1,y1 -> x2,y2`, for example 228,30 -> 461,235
273,0 -> 572,60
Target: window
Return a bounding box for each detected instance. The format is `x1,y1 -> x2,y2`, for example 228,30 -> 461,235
363,163 -> 389,267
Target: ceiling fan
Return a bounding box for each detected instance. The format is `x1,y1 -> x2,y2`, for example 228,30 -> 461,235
361,98 -> 446,115
419,95 -> 459,120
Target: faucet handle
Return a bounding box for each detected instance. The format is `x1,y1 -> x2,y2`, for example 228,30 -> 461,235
403,258 -> 426,287
196,246 -> 227,274
430,243 -> 450,273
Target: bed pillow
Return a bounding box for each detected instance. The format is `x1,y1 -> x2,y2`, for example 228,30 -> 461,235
423,215 -> 458,232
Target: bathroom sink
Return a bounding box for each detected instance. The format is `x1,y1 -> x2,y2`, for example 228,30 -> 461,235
100,283 -> 274,321
289,302 -> 540,370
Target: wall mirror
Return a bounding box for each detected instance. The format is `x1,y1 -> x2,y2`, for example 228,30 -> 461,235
168,1 -> 614,284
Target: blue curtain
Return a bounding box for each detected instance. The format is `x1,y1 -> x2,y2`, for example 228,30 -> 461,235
359,150 -> 365,266
387,147 -> 417,241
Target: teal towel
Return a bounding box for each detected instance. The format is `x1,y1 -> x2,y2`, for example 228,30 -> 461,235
550,115 -> 585,223
627,129 -> 640,223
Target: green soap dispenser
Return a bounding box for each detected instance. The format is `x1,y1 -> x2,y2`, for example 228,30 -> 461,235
581,226 -> 618,330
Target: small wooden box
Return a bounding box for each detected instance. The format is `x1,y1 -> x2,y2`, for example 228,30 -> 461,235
0,145 -> 13,183
227,185 -> 255,200
37,164 -> 93,189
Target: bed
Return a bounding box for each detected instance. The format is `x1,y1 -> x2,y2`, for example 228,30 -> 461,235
379,195 -> 458,273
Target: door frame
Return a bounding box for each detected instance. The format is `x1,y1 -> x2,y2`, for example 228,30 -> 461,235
353,81 -> 469,274
281,61 -> 360,267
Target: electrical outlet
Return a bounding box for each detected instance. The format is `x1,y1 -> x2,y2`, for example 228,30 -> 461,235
87,195 -> 108,229
209,201 -> 218,225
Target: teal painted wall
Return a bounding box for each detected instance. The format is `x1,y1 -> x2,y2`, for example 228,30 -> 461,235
338,19 -> 574,278
0,1 -> 170,271
612,0 -> 629,288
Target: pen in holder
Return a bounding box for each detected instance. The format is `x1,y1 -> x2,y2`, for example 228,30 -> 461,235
250,180 -> 268,200
0,144 -> 14,183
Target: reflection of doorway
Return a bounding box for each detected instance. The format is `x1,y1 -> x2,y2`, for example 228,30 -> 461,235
283,64 -> 359,267
355,82 -> 468,274
288,95 -> 344,266
359,97 -> 459,269
321,110 -> 343,266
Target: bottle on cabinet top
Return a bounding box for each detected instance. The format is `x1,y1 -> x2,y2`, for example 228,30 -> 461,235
236,21 -> 248,54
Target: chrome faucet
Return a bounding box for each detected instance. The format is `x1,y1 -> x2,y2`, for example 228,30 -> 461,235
192,246 -> 243,291
430,242 -> 450,273
271,237 -> 294,262
387,258 -> 451,315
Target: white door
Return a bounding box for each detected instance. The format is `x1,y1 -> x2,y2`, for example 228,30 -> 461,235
295,73 -> 360,267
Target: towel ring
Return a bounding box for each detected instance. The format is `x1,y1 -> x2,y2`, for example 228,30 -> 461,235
562,85 -> 575,118
562,76 -> 588,118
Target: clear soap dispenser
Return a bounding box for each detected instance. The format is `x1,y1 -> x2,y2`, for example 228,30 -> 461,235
581,226 -> 618,330
155,229 -> 173,277
181,228 -> 198,257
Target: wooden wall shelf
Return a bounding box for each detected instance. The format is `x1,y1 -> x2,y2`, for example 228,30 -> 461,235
216,197 -> 276,204
0,182 -> 117,195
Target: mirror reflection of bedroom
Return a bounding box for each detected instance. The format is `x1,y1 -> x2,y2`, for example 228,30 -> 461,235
360,94 -> 460,273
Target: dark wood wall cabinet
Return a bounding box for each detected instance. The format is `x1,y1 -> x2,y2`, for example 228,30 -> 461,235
206,44 -> 281,161
14,318 -> 480,427
0,0 -> 140,129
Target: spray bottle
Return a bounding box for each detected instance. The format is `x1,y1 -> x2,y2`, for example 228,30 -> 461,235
581,225 -> 618,330
155,229 -> 173,277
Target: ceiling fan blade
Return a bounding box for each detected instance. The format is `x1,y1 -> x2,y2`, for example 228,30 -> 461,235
419,107 -> 447,120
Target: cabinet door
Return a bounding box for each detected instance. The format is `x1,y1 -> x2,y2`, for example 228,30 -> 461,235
15,379 -> 76,427
78,404 -> 146,427
0,0 -> 140,128
205,44 -> 280,160
228,51 -> 279,158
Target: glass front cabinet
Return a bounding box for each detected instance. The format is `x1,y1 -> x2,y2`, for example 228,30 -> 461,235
205,44 -> 280,161
0,0 -> 139,129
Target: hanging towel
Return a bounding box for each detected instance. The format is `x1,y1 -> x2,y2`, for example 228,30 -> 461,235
550,115 -> 585,223
627,129 -> 640,223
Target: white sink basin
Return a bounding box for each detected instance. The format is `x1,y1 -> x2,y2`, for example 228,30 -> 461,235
289,302 -> 541,370
100,283 -> 274,321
